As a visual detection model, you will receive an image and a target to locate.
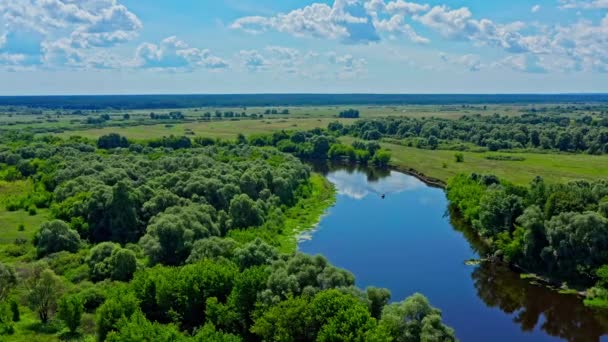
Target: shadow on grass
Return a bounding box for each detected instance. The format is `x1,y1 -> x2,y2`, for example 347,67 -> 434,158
23,320 -> 61,335
59,330 -> 84,341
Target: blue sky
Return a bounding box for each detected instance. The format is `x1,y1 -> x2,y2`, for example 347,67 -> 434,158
0,0 -> 607,94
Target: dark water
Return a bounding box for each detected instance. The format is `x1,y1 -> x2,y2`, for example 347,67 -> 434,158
299,163 -> 608,342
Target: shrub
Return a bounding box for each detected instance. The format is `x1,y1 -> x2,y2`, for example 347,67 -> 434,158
35,220 -> 81,258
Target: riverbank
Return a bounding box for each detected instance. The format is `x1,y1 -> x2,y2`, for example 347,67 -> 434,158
276,173 -> 336,253
339,136 -> 608,185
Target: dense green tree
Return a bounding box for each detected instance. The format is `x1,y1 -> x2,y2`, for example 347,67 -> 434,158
98,134 -> 129,149
542,212 -> 608,280
27,269 -> 63,323
228,194 -> 263,229
234,238 -> 277,270
186,237 -> 237,264
35,220 -> 81,257
379,293 -> 457,342
96,289 -> 140,342
105,311 -> 186,342
140,204 -> 219,265
367,287 -> 391,319
58,294 -> 84,334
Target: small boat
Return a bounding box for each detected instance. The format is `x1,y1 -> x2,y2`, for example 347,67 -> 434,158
381,194 -> 386,199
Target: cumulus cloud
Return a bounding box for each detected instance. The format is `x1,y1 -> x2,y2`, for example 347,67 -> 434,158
231,1 -> 379,43
372,14 -> 429,43
385,0 -> 430,15
0,0 -> 142,68
136,36 -> 228,71
531,5 -> 541,13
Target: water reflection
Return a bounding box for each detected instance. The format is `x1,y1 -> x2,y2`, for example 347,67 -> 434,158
451,207 -> 608,342
473,262 -> 608,342
302,162 -> 608,342
310,161 -> 423,200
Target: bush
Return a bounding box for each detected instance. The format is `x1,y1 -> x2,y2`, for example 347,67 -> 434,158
58,295 -> 83,333
454,153 -> 465,163
35,220 -> 81,258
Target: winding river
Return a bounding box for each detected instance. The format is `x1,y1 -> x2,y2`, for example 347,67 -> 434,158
299,163 -> 608,342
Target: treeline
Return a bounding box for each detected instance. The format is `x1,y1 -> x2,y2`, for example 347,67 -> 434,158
446,173 -> 608,298
343,113 -> 608,154
245,127 -> 391,167
1,94 -> 607,109
0,136 -> 453,341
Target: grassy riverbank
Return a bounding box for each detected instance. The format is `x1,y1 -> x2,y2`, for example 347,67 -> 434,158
277,173 -> 336,253
341,137 -> 608,185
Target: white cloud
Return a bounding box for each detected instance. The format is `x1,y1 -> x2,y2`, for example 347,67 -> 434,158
136,36 -> 228,71
328,52 -> 367,77
385,0 -> 430,15
493,55 -> 546,73
439,52 -> 482,71
238,50 -> 268,71
531,5 -> 541,13
559,0 -> 608,9
414,5 -> 472,38
373,14 -> 429,43
231,3 -> 352,40
231,1 -> 379,43
0,0 -> 142,68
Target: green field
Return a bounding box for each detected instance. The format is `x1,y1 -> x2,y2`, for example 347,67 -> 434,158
366,139 -> 608,185
57,117 -> 350,140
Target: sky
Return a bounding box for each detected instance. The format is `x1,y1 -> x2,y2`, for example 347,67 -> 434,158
0,0 -> 607,95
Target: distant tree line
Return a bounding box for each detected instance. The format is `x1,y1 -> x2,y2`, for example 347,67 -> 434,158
343,113 -> 608,154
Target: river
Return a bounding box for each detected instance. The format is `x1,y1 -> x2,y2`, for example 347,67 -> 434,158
298,163 -> 608,342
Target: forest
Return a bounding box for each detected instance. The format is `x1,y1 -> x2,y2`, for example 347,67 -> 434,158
446,173 -> 608,306
1,94 -> 607,110
341,113 -> 608,154
0,132 -> 454,341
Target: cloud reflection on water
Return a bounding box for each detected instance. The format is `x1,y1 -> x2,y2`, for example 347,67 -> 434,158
327,170 -> 424,200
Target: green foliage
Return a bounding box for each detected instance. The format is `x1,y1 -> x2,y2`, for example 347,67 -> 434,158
87,242 -> 138,282
448,172 -> 608,285
35,220 -> 81,258
105,311 -> 186,342
187,237 -> 237,264
96,289 -> 140,342
130,259 -> 238,330
367,287 -> 391,320
140,204 -> 220,266
454,153 -> 465,163
27,268 -> 63,323
228,194 -> 263,229
98,134 -> 129,149
234,238 -> 277,270
58,294 -> 84,333
379,293 -> 457,342
0,262 -> 17,301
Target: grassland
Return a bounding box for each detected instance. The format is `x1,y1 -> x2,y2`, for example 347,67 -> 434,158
353,138 -> 608,185
56,117 -> 349,140
3,103 -> 608,187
